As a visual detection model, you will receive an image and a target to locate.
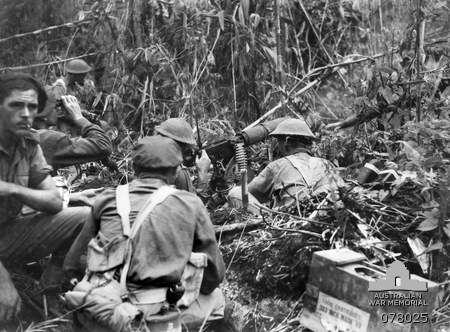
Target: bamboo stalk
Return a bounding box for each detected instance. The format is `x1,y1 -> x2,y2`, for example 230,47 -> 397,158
0,18 -> 92,44
243,79 -> 318,131
296,0 -> 348,87
275,0 -> 283,86
414,0 -> 425,122
0,51 -> 101,72
231,42 -> 238,127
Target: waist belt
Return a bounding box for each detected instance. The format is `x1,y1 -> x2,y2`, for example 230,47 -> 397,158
128,287 -> 168,305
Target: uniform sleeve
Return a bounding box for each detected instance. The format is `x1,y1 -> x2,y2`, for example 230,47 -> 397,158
91,188 -> 115,230
39,118 -> 112,167
248,163 -> 274,203
29,144 -> 53,188
193,199 -> 225,294
174,167 -> 195,193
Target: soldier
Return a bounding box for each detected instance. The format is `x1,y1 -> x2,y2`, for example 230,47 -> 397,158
50,59 -> 96,110
0,73 -> 92,322
229,118 -> 344,211
34,94 -> 112,172
66,136 -> 225,331
155,118 -> 210,195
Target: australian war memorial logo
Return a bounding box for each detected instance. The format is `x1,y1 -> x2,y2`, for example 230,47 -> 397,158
368,260 -> 431,327
369,260 -> 427,292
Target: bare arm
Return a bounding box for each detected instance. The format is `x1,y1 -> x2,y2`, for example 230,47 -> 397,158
0,176 -> 62,214
248,165 -> 273,203
0,260 -> 21,321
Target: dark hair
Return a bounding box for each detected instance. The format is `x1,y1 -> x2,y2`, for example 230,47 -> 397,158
0,73 -> 47,112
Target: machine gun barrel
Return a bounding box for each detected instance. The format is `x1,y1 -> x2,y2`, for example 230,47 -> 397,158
204,117 -> 287,162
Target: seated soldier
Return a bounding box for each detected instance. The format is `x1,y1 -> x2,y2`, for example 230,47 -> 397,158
52,59 -> 96,109
0,73 -> 92,323
66,135 -> 225,331
33,93 -> 112,172
229,118 -> 344,212
32,91 -> 112,206
155,118 -> 210,195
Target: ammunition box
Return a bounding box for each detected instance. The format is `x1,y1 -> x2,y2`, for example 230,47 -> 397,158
300,248 -> 444,332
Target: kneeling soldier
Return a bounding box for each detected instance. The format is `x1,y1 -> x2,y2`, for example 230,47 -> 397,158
66,135 -> 225,331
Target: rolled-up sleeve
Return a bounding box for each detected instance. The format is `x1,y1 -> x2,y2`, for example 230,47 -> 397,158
29,144 -> 53,188
248,164 -> 274,203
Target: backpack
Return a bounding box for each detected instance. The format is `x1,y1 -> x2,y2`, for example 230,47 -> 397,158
65,184 -> 207,332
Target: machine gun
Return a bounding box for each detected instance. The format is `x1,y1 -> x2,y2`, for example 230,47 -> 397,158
204,118 -> 286,196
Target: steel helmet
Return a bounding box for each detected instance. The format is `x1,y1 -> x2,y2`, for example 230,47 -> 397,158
270,118 -> 316,138
65,59 -> 92,74
155,118 -> 196,145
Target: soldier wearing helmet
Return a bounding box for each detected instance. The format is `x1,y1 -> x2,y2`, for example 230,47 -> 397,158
155,118 -> 211,194
229,118 -> 343,210
49,59 -> 96,110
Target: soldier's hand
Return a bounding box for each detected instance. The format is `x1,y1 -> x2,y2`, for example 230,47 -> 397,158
196,150 -> 211,175
61,95 -> 84,122
53,78 -> 67,93
0,180 -> 16,196
0,262 -> 21,322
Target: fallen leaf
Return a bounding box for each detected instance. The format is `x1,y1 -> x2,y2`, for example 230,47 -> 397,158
397,140 -> 421,162
421,241 -> 443,254
407,237 -> 429,274
417,212 -> 439,232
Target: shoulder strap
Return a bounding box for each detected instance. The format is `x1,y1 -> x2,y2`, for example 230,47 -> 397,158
116,184 -> 131,237
285,155 -> 312,188
129,186 -> 177,239
120,185 -> 177,295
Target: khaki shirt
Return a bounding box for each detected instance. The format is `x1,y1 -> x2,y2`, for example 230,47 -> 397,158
37,118 -> 112,171
92,177 -> 225,294
0,134 -> 52,225
248,150 -> 342,207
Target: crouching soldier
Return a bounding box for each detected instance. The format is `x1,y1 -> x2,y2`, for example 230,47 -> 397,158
0,73 -> 91,323
229,118 -> 344,213
65,135 -> 225,332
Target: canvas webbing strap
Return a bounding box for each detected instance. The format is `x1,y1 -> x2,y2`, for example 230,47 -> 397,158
115,185 -> 177,296
285,155 -> 313,188
116,184 -> 131,237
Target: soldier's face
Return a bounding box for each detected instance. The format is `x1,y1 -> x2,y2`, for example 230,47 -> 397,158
68,73 -> 86,85
0,89 -> 38,137
180,143 -> 196,167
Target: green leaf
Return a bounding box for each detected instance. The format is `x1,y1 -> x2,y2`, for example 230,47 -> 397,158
443,223 -> 450,238
417,218 -> 439,232
240,0 -> 249,20
217,10 -> 224,31
379,86 -> 398,104
423,241 -> 443,254
417,208 -> 440,232
397,140 -> 421,162
238,6 -> 245,25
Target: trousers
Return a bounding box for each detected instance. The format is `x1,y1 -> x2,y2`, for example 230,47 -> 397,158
0,206 -> 90,272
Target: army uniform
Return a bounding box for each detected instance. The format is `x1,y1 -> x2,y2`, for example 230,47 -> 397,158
37,118 -> 112,171
66,136 -> 225,331
229,118 -> 344,211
